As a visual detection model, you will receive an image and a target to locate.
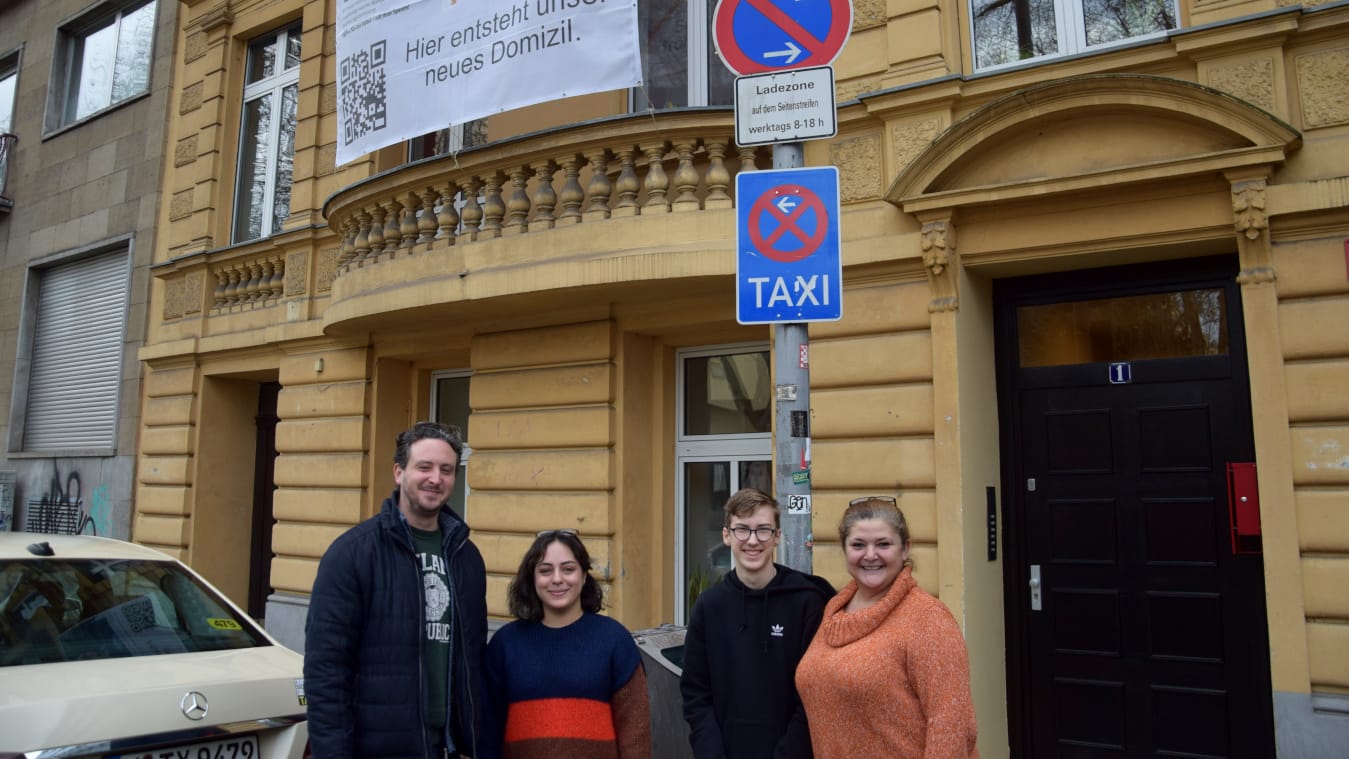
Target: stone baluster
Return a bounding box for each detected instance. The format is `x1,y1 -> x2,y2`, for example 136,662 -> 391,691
584,149 -> 612,222
531,160 -> 558,230
671,140 -> 700,212
223,266 -> 242,306
419,188 -> 440,246
704,137 -> 733,210
480,172 -> 505,238
269,254 -> 286,298
642,141 -> 671,214
213,269 -> 228,309
255,259 -> 273,301
401,192 -> 421,251
437,183 -> 460,243
459,178 -> 483,242
503,166 -> 531,234
382,199 -> 402,255
557,154 -> 584,226
612,146 -> 640,218
738,145 -> 759,174
366,206 -> 385,263
353,211 -> 373,265
337,218 -> 357,269
242,260 -> 263,302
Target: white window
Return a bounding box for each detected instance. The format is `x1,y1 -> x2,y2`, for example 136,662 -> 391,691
634,0 -> 733,110
971,0 -> 1177,71
675,344 -> 772,622
13,245 -> 131,452
51,0 -> 157,128
432,371 -> 473,519
233,24 -> 301,243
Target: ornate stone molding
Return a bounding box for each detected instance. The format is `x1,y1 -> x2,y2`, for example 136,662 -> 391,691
1296,48 -> 1349,129
920,218 -> 959,312
185,1 -> 234,34
830,133 -> 883,203
285,252 -> 310,296
1208,58 -> 1276,114
1230,177 -> 1275,285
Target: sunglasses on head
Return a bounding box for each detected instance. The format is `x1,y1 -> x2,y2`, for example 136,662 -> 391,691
848,496 -> 898,507
536,528 -> 579,539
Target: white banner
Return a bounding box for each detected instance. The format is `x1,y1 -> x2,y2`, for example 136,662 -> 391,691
335,0 -> 642,166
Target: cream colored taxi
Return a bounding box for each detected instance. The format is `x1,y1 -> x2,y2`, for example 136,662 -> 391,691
0,532 -> 308,758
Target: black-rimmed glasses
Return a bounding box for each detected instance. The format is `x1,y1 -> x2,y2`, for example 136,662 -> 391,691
536,528 -> 579,539
728,526 -> 778,542
848,496 -> 898,507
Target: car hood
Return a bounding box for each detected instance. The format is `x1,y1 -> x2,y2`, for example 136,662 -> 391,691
0,645 -> 306,752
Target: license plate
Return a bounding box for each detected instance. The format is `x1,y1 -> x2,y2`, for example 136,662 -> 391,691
109,734 -> 260,759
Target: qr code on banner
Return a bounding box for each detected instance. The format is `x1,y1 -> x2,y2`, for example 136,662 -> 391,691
340,40 -> 388,145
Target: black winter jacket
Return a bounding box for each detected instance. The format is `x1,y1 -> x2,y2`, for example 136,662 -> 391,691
304,491 -> 487,759
680,564 -> 833,759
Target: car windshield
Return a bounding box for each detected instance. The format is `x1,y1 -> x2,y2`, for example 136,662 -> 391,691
0,558 -> 269,666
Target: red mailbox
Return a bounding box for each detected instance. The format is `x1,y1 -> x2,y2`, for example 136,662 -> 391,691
1227,462 -> 1262,554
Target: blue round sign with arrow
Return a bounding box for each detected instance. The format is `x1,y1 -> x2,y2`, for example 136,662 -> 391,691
713,0 -> 853,76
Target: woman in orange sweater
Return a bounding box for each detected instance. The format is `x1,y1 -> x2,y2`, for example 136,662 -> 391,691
795,496 -> 978,758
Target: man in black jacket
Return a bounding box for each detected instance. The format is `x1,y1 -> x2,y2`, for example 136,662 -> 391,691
305,421 -> 487,758
680,488 -> 834,759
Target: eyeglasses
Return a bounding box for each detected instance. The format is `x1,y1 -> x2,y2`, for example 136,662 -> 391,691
728,526 -> 779,542
536,528 -> 579,539
848,496 -> 898,507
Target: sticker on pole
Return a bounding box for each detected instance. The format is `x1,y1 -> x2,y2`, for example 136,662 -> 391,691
736,166 -> 842,324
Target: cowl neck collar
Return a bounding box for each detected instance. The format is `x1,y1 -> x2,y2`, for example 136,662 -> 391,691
817,567 -> 916,647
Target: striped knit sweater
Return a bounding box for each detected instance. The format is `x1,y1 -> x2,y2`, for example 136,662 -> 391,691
795,568 -> 979,758
483,612 -> 651,759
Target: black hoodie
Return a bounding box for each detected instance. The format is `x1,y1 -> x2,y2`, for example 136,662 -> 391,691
681,563 -> 835,759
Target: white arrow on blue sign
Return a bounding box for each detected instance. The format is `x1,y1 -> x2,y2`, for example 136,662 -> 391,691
736,166 -> 843,324
713,0 -> 854,76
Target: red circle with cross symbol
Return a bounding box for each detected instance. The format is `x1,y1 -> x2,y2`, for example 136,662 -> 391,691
747,184 -> 828,263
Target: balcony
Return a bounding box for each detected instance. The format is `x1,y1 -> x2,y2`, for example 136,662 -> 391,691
321,109 -> 763,333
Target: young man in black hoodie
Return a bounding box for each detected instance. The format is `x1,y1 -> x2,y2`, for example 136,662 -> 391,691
681,488 -> 834,759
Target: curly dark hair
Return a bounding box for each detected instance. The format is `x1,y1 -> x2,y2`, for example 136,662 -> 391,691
507,530 -> 605,622
394,421 -> 464,468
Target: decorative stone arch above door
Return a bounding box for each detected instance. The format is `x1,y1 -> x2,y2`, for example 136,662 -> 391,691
885,73 -> 1303,307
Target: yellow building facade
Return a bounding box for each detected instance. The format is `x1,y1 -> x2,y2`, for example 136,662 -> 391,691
142,0 -> 1349,755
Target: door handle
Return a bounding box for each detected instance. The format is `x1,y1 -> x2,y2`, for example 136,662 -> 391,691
1029,564 -> 1042,611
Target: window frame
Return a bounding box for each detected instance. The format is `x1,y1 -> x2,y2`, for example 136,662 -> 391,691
631,0 -> 732,112
430,370 -> 473,520
231,23 -> 302,244
46,0 -> 158,133
1,49 -> 19,205
673,342 -> 772,623
968,0 -> 1179,73
8,238 -> 134,457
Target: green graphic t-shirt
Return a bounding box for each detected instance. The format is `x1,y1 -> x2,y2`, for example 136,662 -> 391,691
411,526 -> 452,733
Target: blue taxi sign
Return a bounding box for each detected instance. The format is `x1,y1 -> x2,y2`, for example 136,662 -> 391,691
736,167 -> 843,324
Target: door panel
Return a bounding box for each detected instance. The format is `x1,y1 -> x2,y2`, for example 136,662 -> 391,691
999,259 -> 1274,759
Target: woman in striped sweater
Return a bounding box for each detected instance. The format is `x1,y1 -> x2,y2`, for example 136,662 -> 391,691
795,497 -> 979,758
482,529 -> 651,759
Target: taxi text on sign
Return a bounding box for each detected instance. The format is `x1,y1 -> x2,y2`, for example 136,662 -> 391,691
712,0 -> 854,76
736,167 -> 843,325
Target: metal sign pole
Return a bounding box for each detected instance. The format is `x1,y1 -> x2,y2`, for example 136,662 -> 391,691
772,141 -> 812,574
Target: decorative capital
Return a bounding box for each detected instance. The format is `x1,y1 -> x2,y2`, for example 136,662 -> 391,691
920,219 -> 959,312
1229,177 -> 1275,286
1232,178 -> 1268,241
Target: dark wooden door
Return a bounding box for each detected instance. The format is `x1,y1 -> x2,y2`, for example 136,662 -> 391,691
998,259 -> 1274,758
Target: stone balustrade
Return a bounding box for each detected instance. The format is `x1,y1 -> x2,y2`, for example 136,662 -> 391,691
324,110 -> 759,277
211,253 -> 285,310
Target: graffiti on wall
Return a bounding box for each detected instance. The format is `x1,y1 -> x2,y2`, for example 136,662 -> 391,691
25,465 -> 110,536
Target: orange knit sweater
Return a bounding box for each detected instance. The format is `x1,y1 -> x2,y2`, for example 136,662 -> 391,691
795,568 -> 978,758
